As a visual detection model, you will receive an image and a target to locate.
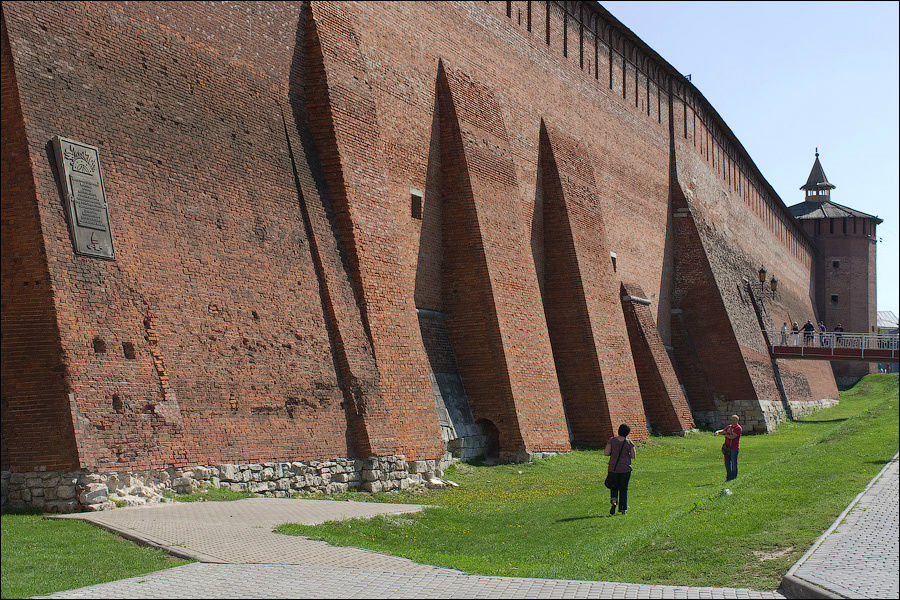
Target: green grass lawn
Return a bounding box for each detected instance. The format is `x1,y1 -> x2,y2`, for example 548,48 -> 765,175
0,513 -> 190,599
275,373 -> 899,590
163,486 -> 255,503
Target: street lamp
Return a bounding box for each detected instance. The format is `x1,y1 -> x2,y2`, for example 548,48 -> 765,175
758,267 -> 766,290
770,277 -> 777,298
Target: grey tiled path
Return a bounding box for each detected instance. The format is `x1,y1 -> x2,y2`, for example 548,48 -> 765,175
53,498 -> 449,570
40,564 -> 783,599
44,496 -> 783,599
783,454 -> 899,599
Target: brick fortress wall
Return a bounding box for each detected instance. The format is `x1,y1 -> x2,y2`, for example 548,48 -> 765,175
2,1 -> 838,509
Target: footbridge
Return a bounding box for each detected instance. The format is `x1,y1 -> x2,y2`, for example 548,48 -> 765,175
767,330 -> 899,363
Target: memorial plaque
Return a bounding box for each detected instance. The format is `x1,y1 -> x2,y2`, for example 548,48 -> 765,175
52,136 -> 116,259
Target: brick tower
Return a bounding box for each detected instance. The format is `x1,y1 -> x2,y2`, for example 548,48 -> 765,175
789,151 -> 881,385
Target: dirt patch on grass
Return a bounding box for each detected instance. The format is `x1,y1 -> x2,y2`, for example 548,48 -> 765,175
752,546 -> 794,561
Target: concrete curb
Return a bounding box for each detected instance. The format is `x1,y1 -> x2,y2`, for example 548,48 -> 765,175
778,453 -> 899,599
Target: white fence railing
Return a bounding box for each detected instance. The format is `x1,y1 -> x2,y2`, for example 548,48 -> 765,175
768,330 -> 899,352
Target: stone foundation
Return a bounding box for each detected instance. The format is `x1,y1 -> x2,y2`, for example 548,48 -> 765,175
445,433 -> 488,462
692,397 -> 839,432
761,398 -> 840,430
2,455 -> 448,513
691,410 -> 721,431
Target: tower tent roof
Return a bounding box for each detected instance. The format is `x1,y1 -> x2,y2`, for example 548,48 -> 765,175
801,152 -> 835,190
788,199 -> 882,223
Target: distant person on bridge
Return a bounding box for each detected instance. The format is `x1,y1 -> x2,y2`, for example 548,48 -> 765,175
835,323 -> 844,346
791,322 -> 800,346
803,320 -> 816,346
819,321 -> 828,346
715,415 -> 742,482
781,322 -> 788,345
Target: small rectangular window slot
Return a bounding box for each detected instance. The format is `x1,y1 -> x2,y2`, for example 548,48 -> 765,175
610,252 -> 617,272
832,260 -> 840,269
831,294 -> 839,304
410,189 -> 423,220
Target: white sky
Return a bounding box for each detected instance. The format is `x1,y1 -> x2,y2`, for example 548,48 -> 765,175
602,1 -> 899,317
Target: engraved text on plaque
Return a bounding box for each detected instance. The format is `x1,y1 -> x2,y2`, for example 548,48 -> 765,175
52,136 -> 115,259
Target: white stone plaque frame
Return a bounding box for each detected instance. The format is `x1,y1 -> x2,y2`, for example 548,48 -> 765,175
52,136 -> 116,259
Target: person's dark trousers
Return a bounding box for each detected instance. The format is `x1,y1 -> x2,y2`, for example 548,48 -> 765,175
725,448 -> 739,481
609,471 -> 631,512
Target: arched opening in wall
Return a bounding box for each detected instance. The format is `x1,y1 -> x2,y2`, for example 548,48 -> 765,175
476,418 -> 500,463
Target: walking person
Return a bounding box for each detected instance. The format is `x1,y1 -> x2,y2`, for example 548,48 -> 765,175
835,323 -> 844,347
715,415 -> 742,482
604,424 -> 635,515
780,322 -> 788,345
791,322 -> 800,346
819,321 -> 827,346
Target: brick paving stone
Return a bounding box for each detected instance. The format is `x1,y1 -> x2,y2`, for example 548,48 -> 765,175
783,455 -> 899,599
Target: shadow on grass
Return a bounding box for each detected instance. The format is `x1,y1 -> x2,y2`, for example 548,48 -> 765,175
793,418 -> 848,424
864,459 -> 892,466
556,515 -> 608,523
1,507 -> 45,516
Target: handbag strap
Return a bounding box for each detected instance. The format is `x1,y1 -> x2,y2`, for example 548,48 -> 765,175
611,437 -> 627,472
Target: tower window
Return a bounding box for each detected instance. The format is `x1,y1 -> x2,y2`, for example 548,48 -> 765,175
832,260 -> 840,269
831,294 -> 839,304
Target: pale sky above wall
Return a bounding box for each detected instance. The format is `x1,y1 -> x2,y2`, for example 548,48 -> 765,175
602,1 -> 899,317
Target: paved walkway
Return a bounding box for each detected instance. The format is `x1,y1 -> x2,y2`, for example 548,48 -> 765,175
43,497 -> 783,599
52,498 -> 449,570
781,454 -> 899,599
38,563 -> 782,599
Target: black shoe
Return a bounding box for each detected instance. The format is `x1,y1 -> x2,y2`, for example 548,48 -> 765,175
620,510 -> 627,515
610,504 -> 616,516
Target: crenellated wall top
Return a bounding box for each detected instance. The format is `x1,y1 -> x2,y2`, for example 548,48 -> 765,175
533,1 -> 814,256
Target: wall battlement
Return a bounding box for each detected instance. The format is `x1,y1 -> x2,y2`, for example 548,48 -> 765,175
495,1 -> 813,267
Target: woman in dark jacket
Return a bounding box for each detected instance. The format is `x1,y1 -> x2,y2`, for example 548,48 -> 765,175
604,423 -> 636,515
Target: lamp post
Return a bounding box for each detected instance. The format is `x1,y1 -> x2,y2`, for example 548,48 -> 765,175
758,267 -> 766,291
770,277 -> 777,298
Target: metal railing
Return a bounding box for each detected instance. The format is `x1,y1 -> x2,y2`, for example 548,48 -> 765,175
768,330 -> 899,354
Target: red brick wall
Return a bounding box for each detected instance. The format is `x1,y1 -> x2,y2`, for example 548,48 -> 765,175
538,122 -> 647,444
3,1 -> 359,470
3,1 -> 843,470
435,63 -> 571,453
299,5 -> 445,459
621,283 -> 694,433
671,93 -> 838,413
1,14 -> 79,471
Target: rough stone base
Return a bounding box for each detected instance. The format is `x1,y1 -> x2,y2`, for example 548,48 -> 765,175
691,397 -> 840,433
691,410 -> 721,431
2,455 -> 447,513
765,398 -> 840,428
446,434 -> 487,461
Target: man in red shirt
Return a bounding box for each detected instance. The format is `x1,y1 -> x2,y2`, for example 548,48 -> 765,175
715,415 -> 742,481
